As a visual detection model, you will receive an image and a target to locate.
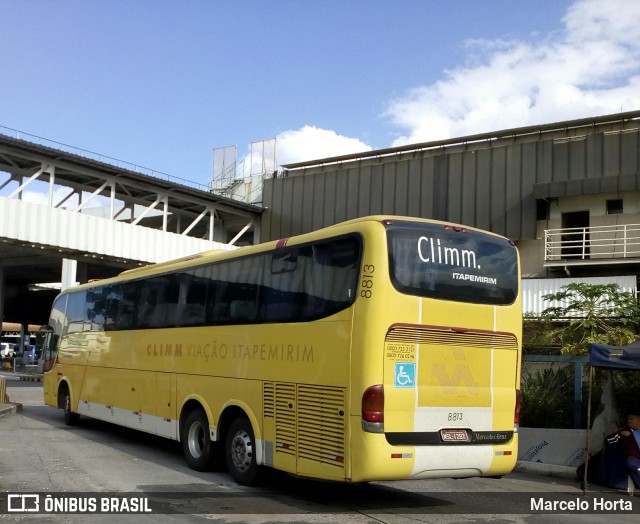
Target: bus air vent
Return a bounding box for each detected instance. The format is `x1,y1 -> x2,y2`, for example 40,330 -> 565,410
386,324 -> 518,351
297,385 -> 346,468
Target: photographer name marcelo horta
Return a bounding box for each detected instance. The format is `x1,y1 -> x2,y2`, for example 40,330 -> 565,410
530,496 -> 636,513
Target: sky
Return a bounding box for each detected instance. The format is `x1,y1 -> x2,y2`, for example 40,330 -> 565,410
1,0 -> 639,190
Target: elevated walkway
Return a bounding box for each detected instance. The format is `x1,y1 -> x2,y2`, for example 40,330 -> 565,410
0,195 -> 233,265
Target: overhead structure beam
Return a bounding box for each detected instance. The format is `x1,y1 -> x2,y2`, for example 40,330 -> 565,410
0,133 -> 263,247
131,195 -> 162,225
228,221 -> 253,246
55,188 -> 76,209
182,207 -> 209,236
7,163 -> 49,199
74,180 -> 110,212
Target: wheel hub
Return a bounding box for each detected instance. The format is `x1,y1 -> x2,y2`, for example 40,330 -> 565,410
188,422 -> 205,458
231,430 -> 253,472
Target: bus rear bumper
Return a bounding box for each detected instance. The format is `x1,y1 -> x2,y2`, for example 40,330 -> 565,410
408,444 -> 516,479
352,431 -> 517,482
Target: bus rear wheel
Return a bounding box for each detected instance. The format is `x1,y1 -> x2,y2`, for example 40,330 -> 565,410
182,408 -> 214,471
225,416 -> 261,486
60,387 -> 79,426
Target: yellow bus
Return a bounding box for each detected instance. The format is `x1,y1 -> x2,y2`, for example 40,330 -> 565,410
42,215 -> 521,485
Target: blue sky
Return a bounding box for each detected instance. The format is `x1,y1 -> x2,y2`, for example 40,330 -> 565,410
1,0 -> 639,190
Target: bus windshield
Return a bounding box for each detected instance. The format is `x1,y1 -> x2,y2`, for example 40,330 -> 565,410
386,220 -> 518,305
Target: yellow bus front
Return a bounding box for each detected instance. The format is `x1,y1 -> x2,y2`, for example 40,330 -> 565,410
350,218 -> 521,482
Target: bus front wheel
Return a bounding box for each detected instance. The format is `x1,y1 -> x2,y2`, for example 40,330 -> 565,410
225,416 -> 261,486
181,408 -> 214,471
60,387 -> 79,426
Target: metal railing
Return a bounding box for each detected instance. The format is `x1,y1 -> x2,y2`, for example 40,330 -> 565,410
209,157 -> 276,204
0,125 -> 209,192
544,224 -> 640,263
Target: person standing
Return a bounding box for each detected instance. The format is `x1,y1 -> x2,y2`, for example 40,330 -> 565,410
607,411 -> 640,487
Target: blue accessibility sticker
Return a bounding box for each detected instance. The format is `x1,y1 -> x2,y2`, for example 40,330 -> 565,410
394,362 -> 415,388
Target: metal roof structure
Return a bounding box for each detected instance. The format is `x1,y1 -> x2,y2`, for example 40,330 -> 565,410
0,130 -> 262,235
264,110 -> 640,242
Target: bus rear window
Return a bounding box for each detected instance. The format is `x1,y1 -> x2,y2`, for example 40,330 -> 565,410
386,222 -> 518,305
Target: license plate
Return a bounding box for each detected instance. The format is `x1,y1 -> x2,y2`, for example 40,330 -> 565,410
440,429 -> 470,442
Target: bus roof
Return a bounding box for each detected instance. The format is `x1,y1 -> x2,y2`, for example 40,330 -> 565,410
59,215 -> 509,293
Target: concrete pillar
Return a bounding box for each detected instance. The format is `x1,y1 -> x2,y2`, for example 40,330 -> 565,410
61,259 -> 78,291
48,165 -> 56,207
19,324 -> 25,353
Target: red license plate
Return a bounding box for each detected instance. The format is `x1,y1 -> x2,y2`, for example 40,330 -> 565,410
440,429 -> 470,442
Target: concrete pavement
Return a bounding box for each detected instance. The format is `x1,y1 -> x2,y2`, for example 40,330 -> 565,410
515,459 -> 577,480
0,369 -> 42,417
0,371 -> 599,487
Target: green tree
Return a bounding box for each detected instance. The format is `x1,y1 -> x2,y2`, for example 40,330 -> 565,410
539,283 -> 640,355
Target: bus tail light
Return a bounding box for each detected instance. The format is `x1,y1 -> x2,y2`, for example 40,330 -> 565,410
362,384 -> 384,433
514,389 -> 521,430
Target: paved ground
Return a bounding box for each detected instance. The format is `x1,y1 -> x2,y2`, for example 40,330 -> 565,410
0,370 -> 585,482
0,370 -> 42,418
2,372 -> 638,523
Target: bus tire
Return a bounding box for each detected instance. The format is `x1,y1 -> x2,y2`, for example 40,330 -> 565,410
182,408 -> 214,471
61,387 -> 79,426
225,416 -> 261,486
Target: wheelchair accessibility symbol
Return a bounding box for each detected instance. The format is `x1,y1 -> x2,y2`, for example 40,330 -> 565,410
394,362 -> 416,388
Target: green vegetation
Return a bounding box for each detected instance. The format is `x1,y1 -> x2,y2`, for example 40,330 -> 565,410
521,283 -> 640,428
520,366 -> 575,428
534,283 -> 640,356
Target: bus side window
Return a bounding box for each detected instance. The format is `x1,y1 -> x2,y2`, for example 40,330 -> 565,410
263,248 -> 304,323
230,300 -> 258,322
216,257 -> 262,324
302,237 -> 360,320
174,273 -> 207,326
64,292 -> 87,335
49,294 -> 67,340
119,283 -> 138,329
85,287 -> 106,331
105,283 -> 138,330
136,277 -> 179,328
190,265 -> 227,325
42,294 -> 67,371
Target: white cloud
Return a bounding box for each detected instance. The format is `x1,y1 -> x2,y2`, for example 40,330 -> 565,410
276,126 -> 372,166
386,0 -> 640,146
240,125 -> 372,171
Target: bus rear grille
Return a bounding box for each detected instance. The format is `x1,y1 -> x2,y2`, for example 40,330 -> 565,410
386,324 -> 518,350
